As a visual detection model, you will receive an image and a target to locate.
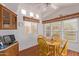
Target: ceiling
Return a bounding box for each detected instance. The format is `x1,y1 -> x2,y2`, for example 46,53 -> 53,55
3,3 -> 79,20
3,3 -> 19,13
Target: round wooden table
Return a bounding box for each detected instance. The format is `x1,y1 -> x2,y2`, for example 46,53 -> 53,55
46,40 -> 61,56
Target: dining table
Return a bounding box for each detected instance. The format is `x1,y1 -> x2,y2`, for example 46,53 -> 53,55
45,39 -> 61,56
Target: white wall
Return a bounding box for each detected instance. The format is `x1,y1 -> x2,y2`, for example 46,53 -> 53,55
16,5 -> 44,50
0,4 -> 43,51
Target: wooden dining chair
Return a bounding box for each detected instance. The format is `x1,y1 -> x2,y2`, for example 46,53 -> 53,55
59,40 -> 68,56
38,35 -> 50,56
52,34 -> 62,44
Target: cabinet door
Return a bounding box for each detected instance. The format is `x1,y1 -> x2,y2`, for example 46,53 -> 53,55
0,5 -> 2,29
11,14 -> 17,29
2,8 -> 11,29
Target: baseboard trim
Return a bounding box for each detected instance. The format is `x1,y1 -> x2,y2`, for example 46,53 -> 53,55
68,49 -> 79,53
19,45 -> 38,53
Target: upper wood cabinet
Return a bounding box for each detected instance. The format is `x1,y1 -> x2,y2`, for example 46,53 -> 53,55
0,4 -> 17,30
0,5 -> 2,29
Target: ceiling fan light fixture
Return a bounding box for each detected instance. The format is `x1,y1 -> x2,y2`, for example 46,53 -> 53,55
35,14 -> 40,19
30,12 -> 34,17
21,9 -> 26,15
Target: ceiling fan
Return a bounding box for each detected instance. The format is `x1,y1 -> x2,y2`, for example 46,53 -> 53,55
45,3 -> 51,7
45,3 -> 58,9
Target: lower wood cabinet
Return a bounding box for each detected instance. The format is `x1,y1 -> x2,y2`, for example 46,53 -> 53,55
0,42 -> 19,56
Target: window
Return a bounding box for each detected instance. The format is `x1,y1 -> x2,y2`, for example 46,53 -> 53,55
31,22 -> 38,34
63,19 -> 78,41
52,31 -> 62,37
24,21 -> 38,35
52,21 -> 62,31
44,23 -> 51,37
24,21 -> 32,35
44,18 -> 78,42
51,21 -> 62,38
63,19 -> 78,31
64,31 -> 77,41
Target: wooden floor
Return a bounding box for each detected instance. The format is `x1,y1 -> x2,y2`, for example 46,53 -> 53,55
19,45 -> 79,56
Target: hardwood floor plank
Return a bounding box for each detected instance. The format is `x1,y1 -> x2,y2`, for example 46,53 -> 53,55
19,45 -> 79,56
